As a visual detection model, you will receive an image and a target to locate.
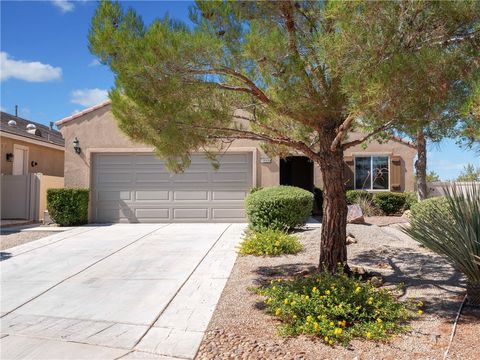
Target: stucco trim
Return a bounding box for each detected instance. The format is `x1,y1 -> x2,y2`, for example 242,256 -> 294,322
56,100 -> 111,127
1,131 -> 65,151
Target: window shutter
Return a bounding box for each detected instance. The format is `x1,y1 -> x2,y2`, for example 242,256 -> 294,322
344,156 -> 355,190
390,155 -> 401,191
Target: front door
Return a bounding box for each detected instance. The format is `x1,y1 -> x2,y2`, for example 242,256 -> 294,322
12,145 -> 28,175
280,156 -> 314,191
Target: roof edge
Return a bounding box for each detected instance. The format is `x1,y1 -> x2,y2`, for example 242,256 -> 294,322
389,135 -> 417,149
55,100 -> 111,127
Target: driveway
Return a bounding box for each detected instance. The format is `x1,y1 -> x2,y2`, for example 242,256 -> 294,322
0,223 -> 245,359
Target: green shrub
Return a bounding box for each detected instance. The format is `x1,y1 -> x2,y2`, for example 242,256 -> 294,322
403,192 -> 418,210
410,196 -> 450,221
239,229 -> 303,256
245,186 -> 313,231
346,190 -> 372,205
372,192 -> 408,215
404,186 -> 480,305
256,272 -> 416,345
47,188 -> 89,226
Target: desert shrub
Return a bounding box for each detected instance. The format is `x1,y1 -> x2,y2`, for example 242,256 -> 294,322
410,196 -> 450,221
256,271 -> 417,345
372,192 -> 408,215
356,197 -> 382,216
404,185 -> 480,305
47,188 -> 89,226
403,192 -> 418,210
250,186 -> 263,194
346,190 -> 372,205
245,186 -> 313,231
239,229 -> 303,256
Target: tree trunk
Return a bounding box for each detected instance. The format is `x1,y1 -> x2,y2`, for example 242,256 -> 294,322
415,127 -> 428,201
316,129 -> 348,273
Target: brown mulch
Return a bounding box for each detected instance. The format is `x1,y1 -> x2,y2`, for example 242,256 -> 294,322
196,224 -> 479,360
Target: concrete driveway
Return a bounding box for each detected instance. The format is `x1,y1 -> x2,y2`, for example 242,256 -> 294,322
0,223 -> 245,359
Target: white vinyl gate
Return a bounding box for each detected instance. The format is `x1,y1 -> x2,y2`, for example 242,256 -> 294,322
91,152 -> 253,223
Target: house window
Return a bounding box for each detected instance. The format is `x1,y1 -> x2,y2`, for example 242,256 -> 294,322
355,156 -> 389,190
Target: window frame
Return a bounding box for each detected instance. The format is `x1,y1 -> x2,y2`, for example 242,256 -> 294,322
353,155 -> 390,191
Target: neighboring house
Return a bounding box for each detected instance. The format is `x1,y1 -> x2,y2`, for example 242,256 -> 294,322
1,112 -> 65,221
1,112 -> 64,176
56,101 -> 416,223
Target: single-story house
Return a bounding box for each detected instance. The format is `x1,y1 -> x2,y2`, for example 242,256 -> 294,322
1,111 -> 64,176
56,101 -> 416,223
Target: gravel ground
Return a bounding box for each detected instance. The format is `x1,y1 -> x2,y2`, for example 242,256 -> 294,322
197,224 -> 478,360
0,231 -> 57,251
364,216 -> 409,227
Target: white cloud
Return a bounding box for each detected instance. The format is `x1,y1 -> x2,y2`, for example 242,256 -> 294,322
88,59 -> 101,67
0,52 -> 62,82
50,0 -> 75,13
70,88 -> 108,107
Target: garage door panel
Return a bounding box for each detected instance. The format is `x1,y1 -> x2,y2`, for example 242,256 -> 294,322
92,153 -> 252,223
135,190 -> 169,201
97,190 -> 131,201
212,208 -> 245,219
173,208 -> 209,219
212,190 -> 248,200
135,208 -> 170,219
174,190 -> 209,201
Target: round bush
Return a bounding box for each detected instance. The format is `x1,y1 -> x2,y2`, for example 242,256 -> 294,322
410,196 -> 451,223
372,192 -> 408,215
47,188 -> 89,226
245,186 -> 313,231
346,190 -> 372,205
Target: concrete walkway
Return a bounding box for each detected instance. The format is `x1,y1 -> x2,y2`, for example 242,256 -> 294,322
0,223 -> 245,359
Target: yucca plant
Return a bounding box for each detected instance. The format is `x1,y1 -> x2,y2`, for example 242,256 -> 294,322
403,184 -> 480,306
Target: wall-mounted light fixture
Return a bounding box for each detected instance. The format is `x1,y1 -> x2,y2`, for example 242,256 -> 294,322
73,137 -> 81,154
31,161 -> 38,167
6,153 -> 13,162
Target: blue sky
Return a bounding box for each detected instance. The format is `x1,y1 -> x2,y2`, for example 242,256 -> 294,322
1,0 -> 478,180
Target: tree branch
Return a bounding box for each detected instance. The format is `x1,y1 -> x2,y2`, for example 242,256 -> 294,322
341,121 -> 395,150
330,114 -> 356,151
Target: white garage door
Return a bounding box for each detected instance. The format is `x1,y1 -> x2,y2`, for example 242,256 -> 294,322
91,152 -> 253,223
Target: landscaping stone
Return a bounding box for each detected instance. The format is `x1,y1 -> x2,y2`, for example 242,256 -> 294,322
347,204 -> 365,224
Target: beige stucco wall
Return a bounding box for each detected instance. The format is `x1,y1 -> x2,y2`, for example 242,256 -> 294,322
0,136 -> 64,177
59,105 -> 416,192
59,105 -> 280,189
344,133 -> 416,192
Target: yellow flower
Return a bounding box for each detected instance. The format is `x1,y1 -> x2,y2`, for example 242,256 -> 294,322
338,304 -> 343,309
334,328 -> 343,335
417,301 -> 424,307
305,295 -> 310,300
275,241 -> 280,246
275,308 -> 282,316
284,299 -> 289,305
314,322 -> 320,331
329,340 -> 334,345
306,315 -> 313,323
418,309 -> 424,315
277,278 -> 282,282
290,301 -> 296,306
329,321 -> 334,326
312,287 -> 317,293
355,286 -> 361,293
338,320 -> 346,327
324,336 -> 329,342
293,314 -> 297,319
272,286 -> 277,290
355,306 -> 362,310
266,297 -> 272,304
366,332 -> 372,339
325,290 -> 331,295
368,297 -> 374,302
376,318 -> 382,323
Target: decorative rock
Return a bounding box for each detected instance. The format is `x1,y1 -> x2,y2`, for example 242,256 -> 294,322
346,235 -> 357,245
347,205 -> 365,224
370,275 -> 384,287
403,209 -> 411,218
